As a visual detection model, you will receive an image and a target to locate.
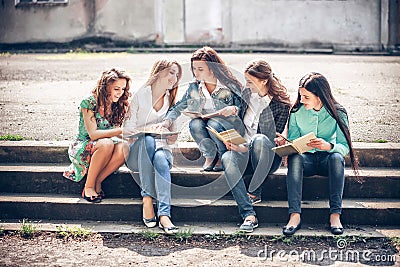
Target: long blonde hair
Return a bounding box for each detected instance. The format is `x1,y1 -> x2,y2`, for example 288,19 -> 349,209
145,59 -> 182,108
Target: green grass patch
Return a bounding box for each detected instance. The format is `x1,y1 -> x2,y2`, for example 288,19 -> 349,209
174,228 -> 194,241
0,52 -> 12,57
270,234 -> 296,245
391,236 -> 400,247
56,225 -> 92,239
140,229 -> 160,241
19,219 -> 38,238
372,139 -> 388,143
0,134 -> 24,141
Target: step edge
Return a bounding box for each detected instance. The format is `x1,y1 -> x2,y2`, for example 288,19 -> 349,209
0,220 -> 396,237
0,194 -> 399,209
1,140 -> 400,149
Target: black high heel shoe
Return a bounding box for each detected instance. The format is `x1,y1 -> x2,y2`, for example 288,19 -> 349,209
159,220 -> 179,234
282,219 -> 302,236
81,189 -> 101,203
330,225 -> 344,235
97,190 -> 105,199
143,217 -> 157,228
329,215 -> 344,235
212,160 -> 224,172
203,156 -> 218,172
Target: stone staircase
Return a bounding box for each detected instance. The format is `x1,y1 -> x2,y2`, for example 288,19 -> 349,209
0,141 -> 399,227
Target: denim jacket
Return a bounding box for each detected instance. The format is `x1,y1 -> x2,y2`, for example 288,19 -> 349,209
164,81 -> 243,122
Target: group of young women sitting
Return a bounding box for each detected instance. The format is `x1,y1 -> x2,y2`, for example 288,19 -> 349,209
63,46 -> 358,236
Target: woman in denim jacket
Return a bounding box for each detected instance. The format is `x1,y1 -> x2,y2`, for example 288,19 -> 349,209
161,46 -> 244,171
282,72 -> 359,236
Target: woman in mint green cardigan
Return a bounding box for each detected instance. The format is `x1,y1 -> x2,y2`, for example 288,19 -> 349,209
282,72 -> 358,236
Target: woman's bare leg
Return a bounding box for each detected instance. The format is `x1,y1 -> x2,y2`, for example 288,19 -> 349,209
94,142 -> 129,193
143,196 -> 155,219
84,139 -> 114,197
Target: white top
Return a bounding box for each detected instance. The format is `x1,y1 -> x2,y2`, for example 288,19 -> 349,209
243,93 -> 271,142
199,80 -> 225,113
124,85 -> 172,150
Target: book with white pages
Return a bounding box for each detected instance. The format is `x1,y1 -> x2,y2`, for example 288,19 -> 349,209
272,132 -> 317,157
127,127 -> 180,139
182,110 -> 220,119
206,126 -> 247,145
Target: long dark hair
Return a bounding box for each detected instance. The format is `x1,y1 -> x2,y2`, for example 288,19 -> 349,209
245,59 -> 291,105
145,59 -> 182,109
190,46 -> 242,94
92,68 -> 131,126
292,72 -> 359,173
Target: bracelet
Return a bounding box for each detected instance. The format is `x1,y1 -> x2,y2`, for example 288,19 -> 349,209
329,142 -> 334,150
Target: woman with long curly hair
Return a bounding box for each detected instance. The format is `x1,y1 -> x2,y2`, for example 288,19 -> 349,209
63,68 -> 131,203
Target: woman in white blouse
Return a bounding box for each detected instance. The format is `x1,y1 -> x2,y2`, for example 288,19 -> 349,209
124,59 -> 182,234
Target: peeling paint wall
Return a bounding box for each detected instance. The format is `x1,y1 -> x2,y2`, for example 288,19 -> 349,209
0,0 -> 158,44
0,0 -> 90,43
226,0 -> 382,50
0,0 -> 397,50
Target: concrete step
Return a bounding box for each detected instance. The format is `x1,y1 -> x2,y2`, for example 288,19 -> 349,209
1,141 -> 400,168
1,219 -> 398,238
1,164 -> 399,200
0,193 -> 399,226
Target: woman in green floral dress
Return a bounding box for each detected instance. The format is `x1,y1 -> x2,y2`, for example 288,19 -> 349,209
63,68 -> 131,203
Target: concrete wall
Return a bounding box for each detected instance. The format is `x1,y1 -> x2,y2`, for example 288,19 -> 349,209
0,0 -> 398,50
0,0 -> 89,43
227,0 -> 381,50
0,0 -> 158,44
167,0 -> 398,50
94,0 -> 157,42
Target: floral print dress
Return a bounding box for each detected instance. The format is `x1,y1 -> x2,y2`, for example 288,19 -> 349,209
63,95 -> 122,182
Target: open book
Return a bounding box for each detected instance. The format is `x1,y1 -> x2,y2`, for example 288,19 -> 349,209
127,127 -> 180,139
182,110 -> 220,119
206,126 -> 247,145
272,132 -> 317,157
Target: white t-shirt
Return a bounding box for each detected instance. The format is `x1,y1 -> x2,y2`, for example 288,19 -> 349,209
199,80 -> 225,113
243,93 -> 271,142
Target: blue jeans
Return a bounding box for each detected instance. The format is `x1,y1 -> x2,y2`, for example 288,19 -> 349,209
221,150 -> 254,219
286,151 -> 345,215
247,134 -> 281,198
125,135 -> 173,218
221,134 -> 281,219
189,116 -> 245,160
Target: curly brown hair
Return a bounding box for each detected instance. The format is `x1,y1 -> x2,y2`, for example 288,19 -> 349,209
91,68 -> 131,126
